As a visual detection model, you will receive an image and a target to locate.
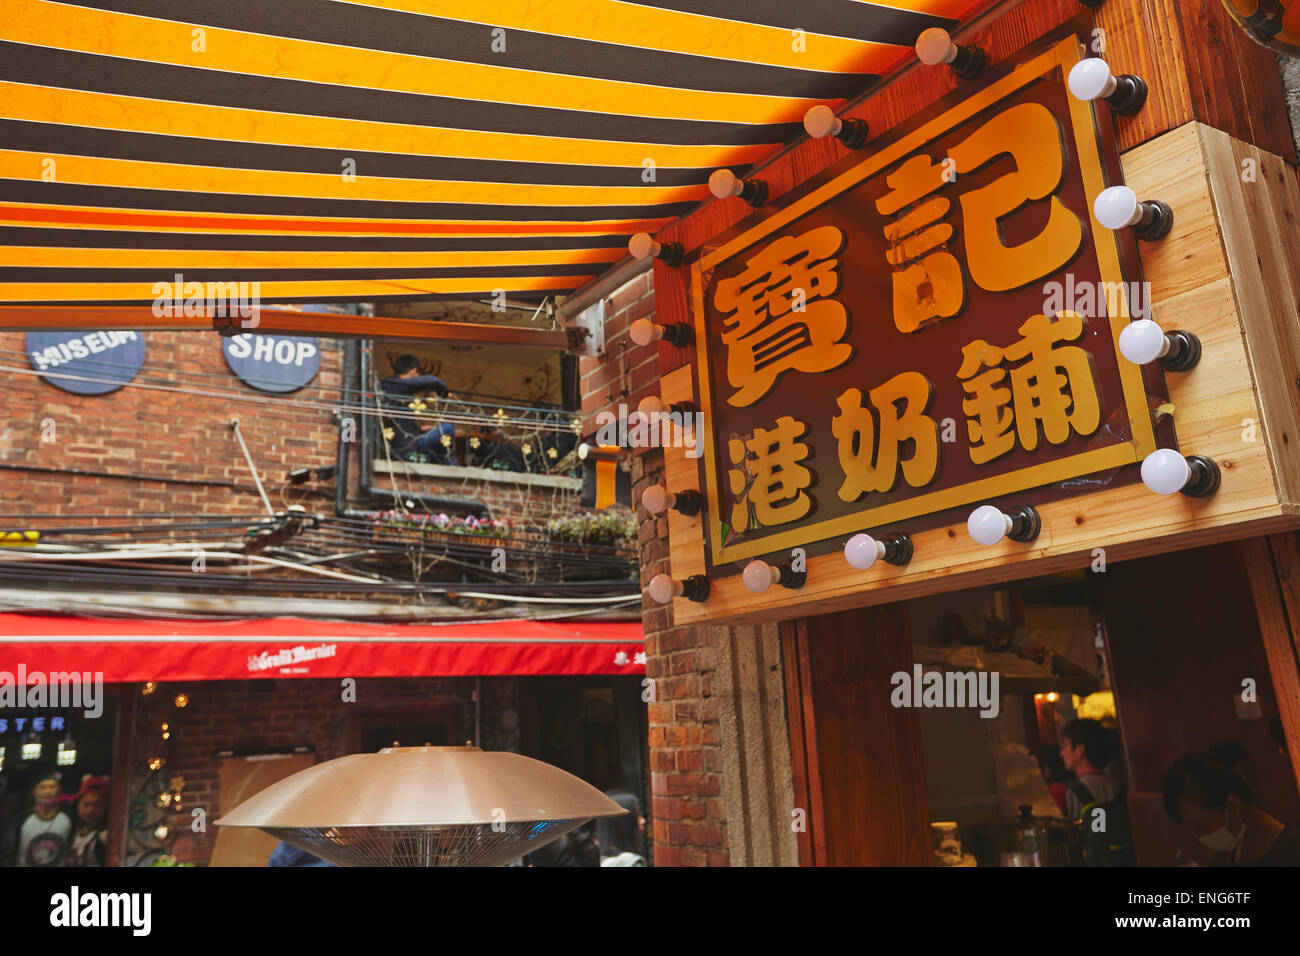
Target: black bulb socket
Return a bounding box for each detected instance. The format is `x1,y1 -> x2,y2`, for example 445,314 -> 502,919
682,575 -> 710,603
1006,505 -> 1042,543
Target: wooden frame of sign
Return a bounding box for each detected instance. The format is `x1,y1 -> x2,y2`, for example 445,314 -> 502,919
659,119 -> 1300,628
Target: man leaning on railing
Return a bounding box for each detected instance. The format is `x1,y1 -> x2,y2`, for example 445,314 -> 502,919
378,354 -> 458,465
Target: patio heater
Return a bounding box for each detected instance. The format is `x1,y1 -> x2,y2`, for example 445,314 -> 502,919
216,746 -> 626,866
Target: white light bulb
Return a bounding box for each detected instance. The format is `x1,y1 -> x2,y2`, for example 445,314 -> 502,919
1068,58 -> 1118,102
642,484 -> 670,514
742,560 -> 777,594
844,533 -> 883,570
1094,186 -> 1140,230
648,573 -> 678,604
916,28 -> 956,66
577,443 -> 591,460
628,232 -> 658,260
638,395 -> 666,416
708,169 -> 742,199
967,505 -> 1012,546
803,105 -> 840,139
1118,319 -> 1167,365
1141,449 -> 1191,495
629,318 -> 660,347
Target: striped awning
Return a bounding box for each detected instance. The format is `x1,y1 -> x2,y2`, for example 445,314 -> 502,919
1,0 -> 997,306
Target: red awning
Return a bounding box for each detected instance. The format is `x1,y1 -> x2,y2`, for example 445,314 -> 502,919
0,613 -> 645,683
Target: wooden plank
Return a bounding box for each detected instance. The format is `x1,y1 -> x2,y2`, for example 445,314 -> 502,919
801,603 -> 932,866
779,621 -> 815,867
0,305 -> 572,348
1198,125 -> 1300,507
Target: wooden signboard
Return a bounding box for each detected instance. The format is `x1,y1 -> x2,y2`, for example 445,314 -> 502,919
659,30 -> 1300,627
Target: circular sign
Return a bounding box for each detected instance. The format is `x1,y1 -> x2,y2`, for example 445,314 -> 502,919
25,330 -> 146,395
222,333 -> 321,393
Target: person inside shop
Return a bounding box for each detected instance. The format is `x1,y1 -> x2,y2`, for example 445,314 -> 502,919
1162,751 -> 1300,865
65,775 -> 110,867
1059,718 -> 1124,820
16,773 -> 72,867
1059,718 -> 1135,865
378,354 -> 458,465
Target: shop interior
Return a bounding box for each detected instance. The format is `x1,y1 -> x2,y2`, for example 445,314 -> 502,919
911,542 -> 1300,866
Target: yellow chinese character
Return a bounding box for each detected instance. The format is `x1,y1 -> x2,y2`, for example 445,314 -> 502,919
956,312 -> 1101,463
876,153 -> 965,334
713,226 -> 853,407
831,372 -> 939,501
956,339 -> 1016,465
946,102 -> 1084,293
727,416 -> 812,528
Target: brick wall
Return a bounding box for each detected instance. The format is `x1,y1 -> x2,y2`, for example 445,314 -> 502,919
578,272 -> 728,866
0,330 -> 343,519
0,331 -> 576,526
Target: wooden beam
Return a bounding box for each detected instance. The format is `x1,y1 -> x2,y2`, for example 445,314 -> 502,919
0,306 -> 571,349
1243,533 -> 1300,800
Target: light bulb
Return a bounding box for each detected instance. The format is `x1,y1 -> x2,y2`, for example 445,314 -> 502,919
803,105 -> 841,139
642,484 -> 670,514
648,573 -> 678,604
1068,58 -> 1118,101
1093,186 -> 1141,230
742,560 -> 779,594
638,395 -> 666,416
967,505 -> 1012,546
1141,448 -> 1192,495
629,318 -> 661,347
709,169 -> 767,207
1118,319 -> 1167,365
709,169 -> 743,199
844,533 -> 884,570
628,233 -> 658,260
577,443 -> 591,460
916,27 -> 956,66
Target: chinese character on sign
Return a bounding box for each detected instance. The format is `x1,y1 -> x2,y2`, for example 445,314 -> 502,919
727,416 -> 812,530
957,311 -> 1101,464
877,102 -> 1085,334
613,651 -> 630,666
831,372 -> 940,501
876,153 -> 964,334
713,226 -> 853,407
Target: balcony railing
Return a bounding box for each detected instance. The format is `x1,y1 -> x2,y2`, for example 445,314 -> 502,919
371,392 -> 583,478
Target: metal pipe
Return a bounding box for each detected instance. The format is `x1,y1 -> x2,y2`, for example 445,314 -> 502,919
337,340 -> 358,516
228,418 -> 275,516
